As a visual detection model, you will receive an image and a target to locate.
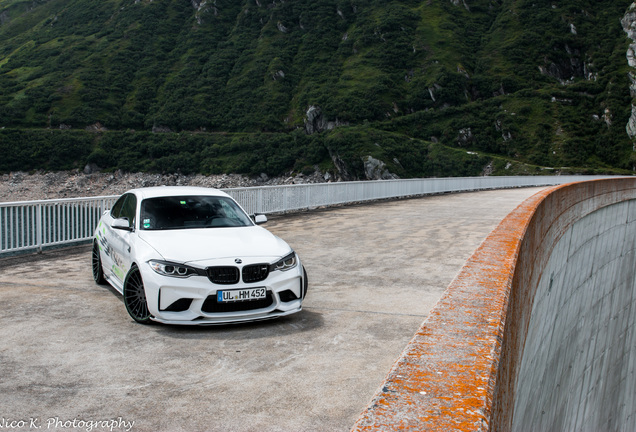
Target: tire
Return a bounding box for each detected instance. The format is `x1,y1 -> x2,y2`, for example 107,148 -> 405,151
92,241 -> 106,285
302,266 -> 308,298
123,265 -> 152,324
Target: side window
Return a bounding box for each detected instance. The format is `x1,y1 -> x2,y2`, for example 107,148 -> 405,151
110,195 -> 127,219
120,195 -> 138,229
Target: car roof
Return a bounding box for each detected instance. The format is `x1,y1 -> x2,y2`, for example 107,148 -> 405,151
125,186 -> 231,200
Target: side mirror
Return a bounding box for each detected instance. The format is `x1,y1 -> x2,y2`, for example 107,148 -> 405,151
254,214 -> 268,225
112,217 -> 133,231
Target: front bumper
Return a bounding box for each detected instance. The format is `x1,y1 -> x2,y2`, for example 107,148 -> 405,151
139,259 -> 306,325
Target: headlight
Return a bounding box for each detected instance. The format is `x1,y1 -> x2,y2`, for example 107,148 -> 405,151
270,252 -> 297,272
148,260 -> 200,278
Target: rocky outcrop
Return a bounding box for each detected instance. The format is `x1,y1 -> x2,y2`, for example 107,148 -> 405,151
627,106 -> 636,139
450,0 -> 470,12
85,122 -> 107,132
325,153 -> 398,181
538,44 -> 584,84
151,124 -> 172,133
363,156 -> 399,180
428,84 -> 442,102
495,119 -> 512,142
277,21 -> 288,33
304,106 -> 325,134
622,3 -> 636,144
192,0 -> 218,25
623,4 -> 636,67
456,127 -> 474,146
570,23 -> 577,35
304,106 -> 348,135
330,152 -> 356,181
83,163 -> 101,175
602,107 -> 613,128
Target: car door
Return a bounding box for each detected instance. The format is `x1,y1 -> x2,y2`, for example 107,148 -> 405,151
98,194 -> 126,283
108,193 -> 137,288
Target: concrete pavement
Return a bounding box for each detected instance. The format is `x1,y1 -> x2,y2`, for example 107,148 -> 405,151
0,187 -> 544,432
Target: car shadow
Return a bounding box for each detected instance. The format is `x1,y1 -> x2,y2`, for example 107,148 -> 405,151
102,284 -> 124,299
148,309 -> 324,340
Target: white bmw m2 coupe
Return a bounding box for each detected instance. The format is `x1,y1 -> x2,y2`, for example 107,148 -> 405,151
92,186 -> 307,325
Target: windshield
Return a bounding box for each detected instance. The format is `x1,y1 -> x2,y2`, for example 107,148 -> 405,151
140,195 -> 253,230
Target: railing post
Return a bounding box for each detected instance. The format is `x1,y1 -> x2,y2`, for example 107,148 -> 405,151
36,203 -> 43,254
284,186 -> 288,214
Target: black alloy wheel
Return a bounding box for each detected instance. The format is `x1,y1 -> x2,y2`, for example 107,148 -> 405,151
123,265 -> 152,324
92,241 -> 106,285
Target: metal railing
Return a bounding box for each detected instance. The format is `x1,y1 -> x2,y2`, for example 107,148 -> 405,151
1,196 -> 118,256
223,175 -> 605,214
0,175 -> 615,256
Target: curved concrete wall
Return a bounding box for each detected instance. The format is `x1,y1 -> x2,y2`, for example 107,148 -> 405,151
511,197 -> 636,430
352,178 -> 636,431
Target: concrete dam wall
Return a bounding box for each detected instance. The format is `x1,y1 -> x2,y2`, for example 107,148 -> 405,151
352,178 -> 636,431
511,191 -> 636,429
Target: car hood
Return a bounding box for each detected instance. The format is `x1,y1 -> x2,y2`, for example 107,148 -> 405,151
137,226 -> 291,264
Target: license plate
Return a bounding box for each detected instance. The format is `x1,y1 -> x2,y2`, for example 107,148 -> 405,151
217,287 -> 267,303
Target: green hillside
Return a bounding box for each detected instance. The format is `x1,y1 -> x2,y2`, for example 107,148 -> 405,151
0,0 -> 634,179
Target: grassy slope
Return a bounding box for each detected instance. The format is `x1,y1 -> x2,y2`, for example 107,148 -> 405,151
0,0 -> 634,178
